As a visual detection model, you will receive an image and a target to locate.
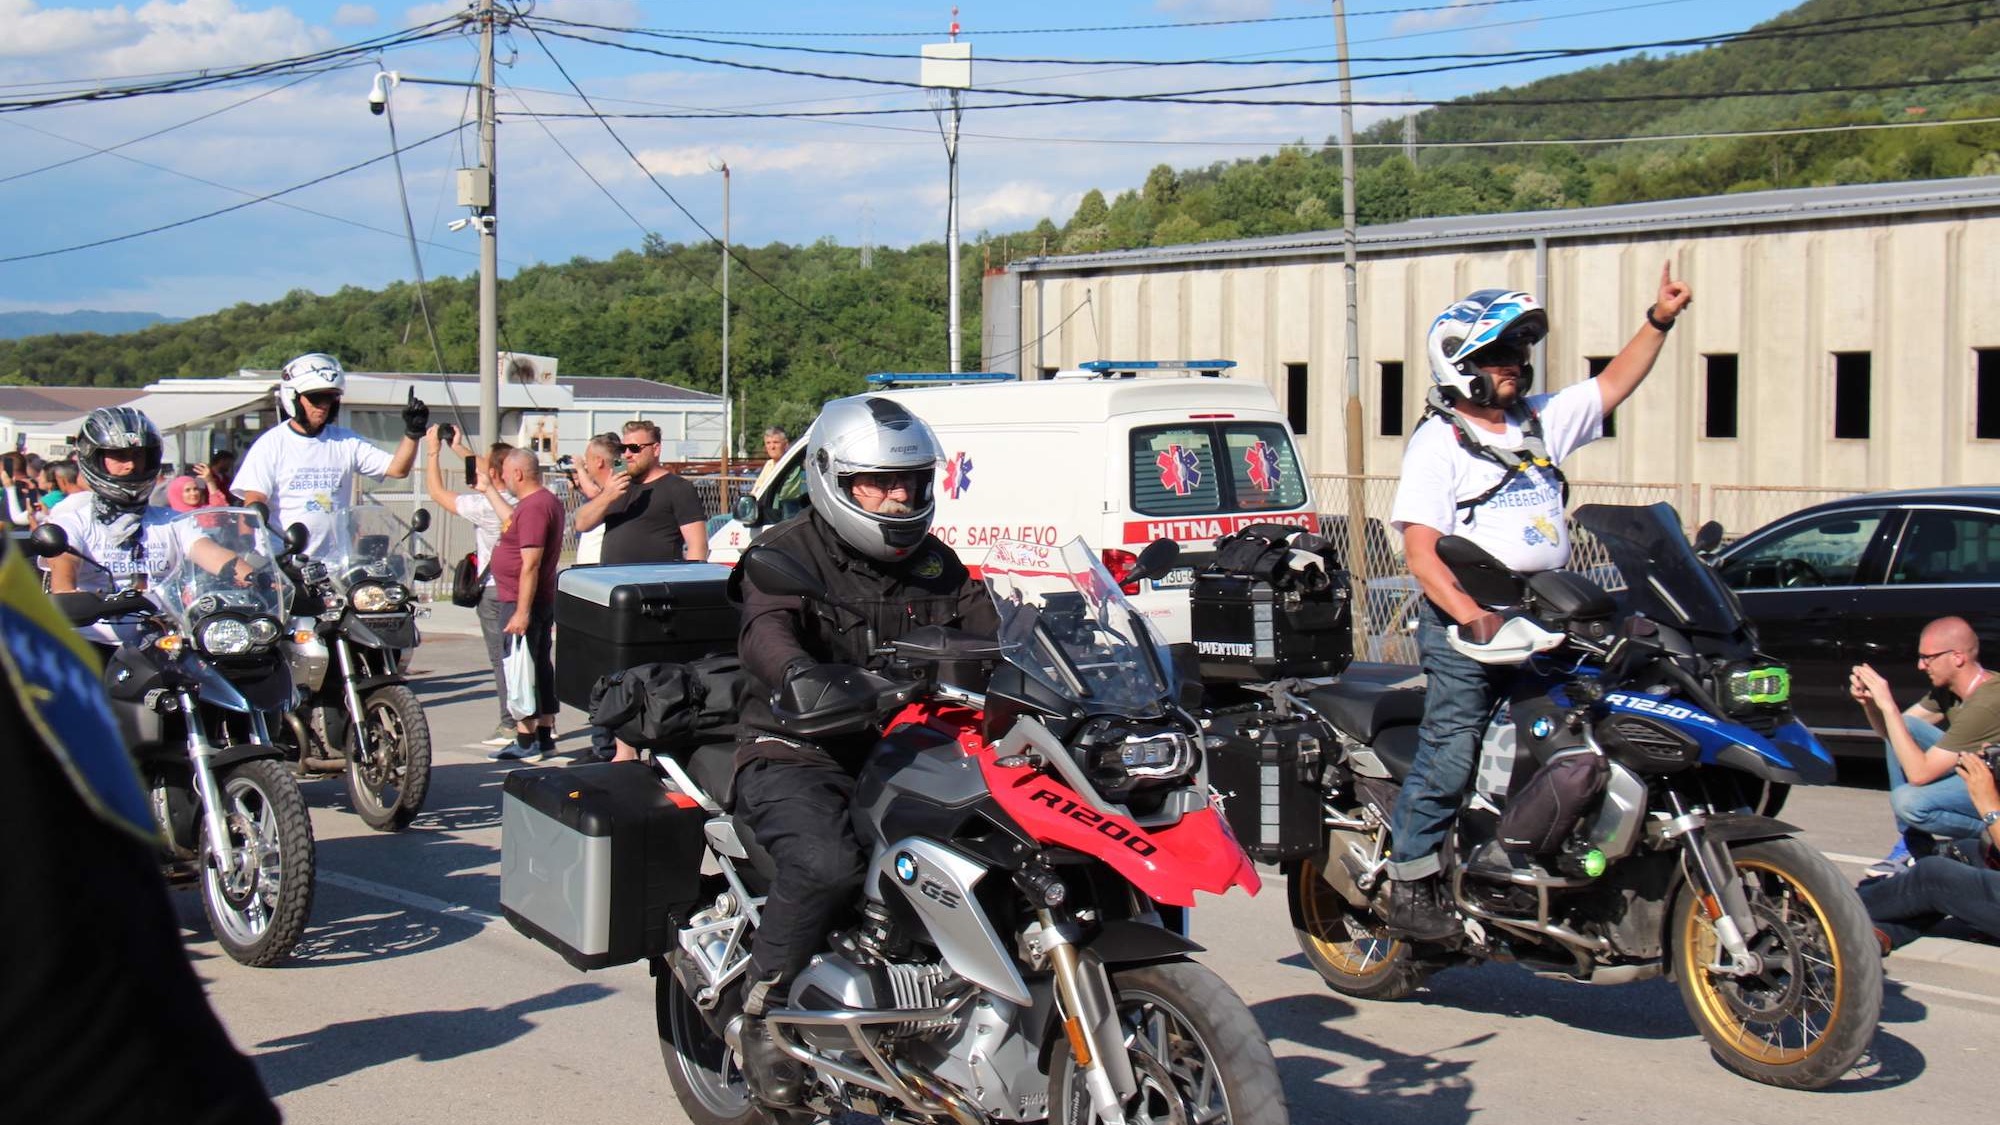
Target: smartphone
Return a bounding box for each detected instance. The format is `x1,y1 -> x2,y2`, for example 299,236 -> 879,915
464,455 -> 477,485
438,422 -> 456,446
613,456 -> 628,475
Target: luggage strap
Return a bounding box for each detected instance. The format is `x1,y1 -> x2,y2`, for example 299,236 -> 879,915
1422,387 -> 1568,525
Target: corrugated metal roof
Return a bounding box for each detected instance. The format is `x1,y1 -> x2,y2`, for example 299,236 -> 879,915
1009,177 -> 2000,275
233,370 -> 719,402
0,386 -> 143,423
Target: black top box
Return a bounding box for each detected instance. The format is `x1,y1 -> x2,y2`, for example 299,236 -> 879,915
554,563 -> 738,711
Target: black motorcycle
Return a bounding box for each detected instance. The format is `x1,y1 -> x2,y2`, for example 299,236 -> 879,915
32,509 -> 317,967
1210,503 -> 1880,1090
276,503 -> 441,832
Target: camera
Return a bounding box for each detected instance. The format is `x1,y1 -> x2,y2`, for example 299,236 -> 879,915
438,422 -> 455,447
368,71 -> 395,115
1977,743 -> 2000,780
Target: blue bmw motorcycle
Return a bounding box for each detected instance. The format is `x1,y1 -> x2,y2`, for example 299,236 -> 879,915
1263,503 -> 1879,1089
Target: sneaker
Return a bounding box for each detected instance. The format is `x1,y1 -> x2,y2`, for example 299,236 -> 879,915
481,723 -> 518,747
487,743 -> 535,762
1864,838 -> 1913,880
532,742 -> 561,763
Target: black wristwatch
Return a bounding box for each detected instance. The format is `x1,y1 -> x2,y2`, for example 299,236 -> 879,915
1645,306 -> 1676,332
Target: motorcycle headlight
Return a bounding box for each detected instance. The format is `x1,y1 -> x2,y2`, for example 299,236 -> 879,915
199,617 -> 253,656
383,583 -> 411,607
1090,729 -> 1197,782
1723,663 -> 1791,709
350,583 -> 392,612
247,617 -> 281,646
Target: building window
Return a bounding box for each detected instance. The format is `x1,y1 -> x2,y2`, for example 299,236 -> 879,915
1586,356 -> 1615,437
1285,363 -> 1309,436
1978,349 -> 2000,440
1378,361 -> 1404,436
1704,354 -> 1739,439
1833,352 -> 1871,440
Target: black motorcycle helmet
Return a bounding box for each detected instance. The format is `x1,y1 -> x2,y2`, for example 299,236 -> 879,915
75,407 -> 164,509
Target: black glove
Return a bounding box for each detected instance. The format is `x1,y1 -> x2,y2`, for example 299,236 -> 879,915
402,390 -> 430,439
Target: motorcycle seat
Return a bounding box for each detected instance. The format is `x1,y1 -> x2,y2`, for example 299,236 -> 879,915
1305,681 -> 1427,743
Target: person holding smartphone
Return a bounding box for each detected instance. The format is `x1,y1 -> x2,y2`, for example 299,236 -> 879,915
572,420 -> 708,566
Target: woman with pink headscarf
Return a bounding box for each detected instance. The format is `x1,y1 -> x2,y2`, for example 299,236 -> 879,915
166,475 -> 215,513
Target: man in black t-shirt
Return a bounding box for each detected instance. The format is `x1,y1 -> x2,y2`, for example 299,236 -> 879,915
573,419 -> 709,565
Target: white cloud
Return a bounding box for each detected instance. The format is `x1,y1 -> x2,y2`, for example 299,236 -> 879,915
632,141 -> 897,180
331,4 -> 377,27
964,182 -> 1063,230
1391,0 -> 1485,35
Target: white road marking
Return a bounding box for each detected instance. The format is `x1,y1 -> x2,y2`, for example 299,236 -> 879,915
318,870 -> 504,929
1823,852 -> 1877,867
1897,979 -> 2000,1007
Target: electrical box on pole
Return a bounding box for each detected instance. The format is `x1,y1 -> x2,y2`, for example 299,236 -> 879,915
457,168 -> 491,209
919,42 -> 972,89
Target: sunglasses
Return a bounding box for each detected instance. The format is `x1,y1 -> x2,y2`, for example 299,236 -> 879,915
620,441 -> 657,455
849,470 -> 925,493
300,391 -> 341,406
1474,342 -> 1530,368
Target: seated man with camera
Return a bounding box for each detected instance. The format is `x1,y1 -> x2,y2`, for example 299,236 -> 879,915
1862,746 -> 2000,950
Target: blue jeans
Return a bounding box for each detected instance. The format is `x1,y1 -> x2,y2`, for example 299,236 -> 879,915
1860,854 -> 2000,948
1386,601 -> 1511,880
1886,716 -> 1986,846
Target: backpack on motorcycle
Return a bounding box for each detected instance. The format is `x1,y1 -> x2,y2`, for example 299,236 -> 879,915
450,552 -> 487,608
587,655 -> 746,755
1203,711 -> 1327,861
499,760 -> 708,971
1190,523 -> 1353,682
1494,748 -> 1609,855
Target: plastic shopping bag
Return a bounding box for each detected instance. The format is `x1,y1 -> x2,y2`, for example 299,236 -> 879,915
503,636 -> 538,720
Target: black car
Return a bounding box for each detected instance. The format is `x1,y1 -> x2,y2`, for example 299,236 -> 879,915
1712,487 -> 2000,760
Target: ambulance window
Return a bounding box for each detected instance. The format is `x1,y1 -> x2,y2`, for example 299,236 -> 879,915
770,454 -> 811,522
1129,426 -> 1223,516
1219,423 -> 1309,511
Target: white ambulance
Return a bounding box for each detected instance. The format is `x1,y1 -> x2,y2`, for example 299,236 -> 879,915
709,362 -> 1318,643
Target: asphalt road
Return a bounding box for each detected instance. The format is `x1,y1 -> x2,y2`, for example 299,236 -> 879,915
190,632 -> 2000,1125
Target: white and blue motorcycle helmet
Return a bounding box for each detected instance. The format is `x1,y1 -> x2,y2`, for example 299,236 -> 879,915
1425,289 -> 1550,406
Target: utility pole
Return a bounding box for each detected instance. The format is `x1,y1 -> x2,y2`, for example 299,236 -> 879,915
1404,111 -> 1417,166
720,160 -> 731,476
475,0 -> 500,453
922,14 -> 972,374
1333,0 -> 1372,638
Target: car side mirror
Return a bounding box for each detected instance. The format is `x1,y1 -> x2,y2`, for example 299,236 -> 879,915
284,523 -> 310,556
411,508 -> 431,533
1693,520 -> 1724,555
732,493 -> 763,526
249,500 -> 273,529
742,546 -> 828,602
1123,538 -> 1181,587
29,523 -> 71,559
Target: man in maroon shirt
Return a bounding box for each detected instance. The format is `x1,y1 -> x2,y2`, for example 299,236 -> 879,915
489,450 -> 567,762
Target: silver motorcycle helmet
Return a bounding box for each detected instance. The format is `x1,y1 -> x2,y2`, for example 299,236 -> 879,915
75,406 -> 165,508
802,395 -> 943,563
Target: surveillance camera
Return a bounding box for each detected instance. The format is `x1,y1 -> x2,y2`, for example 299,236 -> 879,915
368,71 -> 397,116
448,218 -> 472,232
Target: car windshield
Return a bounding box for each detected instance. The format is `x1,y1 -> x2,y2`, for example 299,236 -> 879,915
982,538 -> 1171,718
323,504 -> 420,595
1571,502 -> 1746,637
153,508 -> 291,628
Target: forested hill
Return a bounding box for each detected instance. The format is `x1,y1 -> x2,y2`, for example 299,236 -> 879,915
8,0 -> 2000,430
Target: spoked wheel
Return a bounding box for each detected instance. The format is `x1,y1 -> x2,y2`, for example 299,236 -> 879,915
1672,837 -> 1881,1089
346,685 -> 432,832
200,759 -> 316,967
1288,857 -> 1427,1001
1049,960 -> 1286,1125
658,967 -> 769,1125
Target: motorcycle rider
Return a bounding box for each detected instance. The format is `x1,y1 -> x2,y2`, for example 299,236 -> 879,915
729,396 -> 999,1105
233,353 -> 426,560
43,409 -> 255,623
1382,265 -> 1691,941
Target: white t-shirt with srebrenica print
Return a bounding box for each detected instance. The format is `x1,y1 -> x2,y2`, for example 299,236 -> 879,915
42,492 -> 186,645
231,423 -> 394,559
1389,381 -> 1604,574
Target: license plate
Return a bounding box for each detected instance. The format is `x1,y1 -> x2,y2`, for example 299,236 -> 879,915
1152,567 -> 1196,591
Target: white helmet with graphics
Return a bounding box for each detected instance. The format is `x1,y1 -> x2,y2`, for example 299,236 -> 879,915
802,395 -> 942,563
1425,289 -> 1550,406
277,352 -> 347,422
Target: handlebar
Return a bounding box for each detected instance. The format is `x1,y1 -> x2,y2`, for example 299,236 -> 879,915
52,588 -> 152,627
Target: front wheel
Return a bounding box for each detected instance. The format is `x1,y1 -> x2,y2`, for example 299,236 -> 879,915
1288,857 -> 1427,1001
1671,837 -> 1882,1089
201,759 -> 316,967
658,965 -> 770,1125
1049,960 -> 1287,1125
346,685 -> 432,832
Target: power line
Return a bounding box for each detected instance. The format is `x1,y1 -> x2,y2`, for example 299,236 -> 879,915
380,97 -> 473,436
0,122 -> 470,265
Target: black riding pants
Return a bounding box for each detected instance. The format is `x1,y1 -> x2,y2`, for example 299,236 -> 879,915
734,751 -> 870,1003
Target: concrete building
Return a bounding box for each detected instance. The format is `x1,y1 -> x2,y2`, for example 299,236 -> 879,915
983,177 -> 2000,519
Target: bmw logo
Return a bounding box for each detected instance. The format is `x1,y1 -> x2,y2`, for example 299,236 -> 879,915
894,853 -> 918,884
1530,716 -> 1555,739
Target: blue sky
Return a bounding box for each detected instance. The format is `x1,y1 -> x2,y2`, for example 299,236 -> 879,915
0,0 -> 1806,318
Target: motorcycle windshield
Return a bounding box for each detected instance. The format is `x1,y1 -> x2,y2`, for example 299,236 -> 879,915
1572,503 -> 1745,637
982,538 -> 1172,718
324,504 -> 420,596
153,507 -> 293,629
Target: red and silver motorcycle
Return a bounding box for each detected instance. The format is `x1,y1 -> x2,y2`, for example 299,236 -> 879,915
657,537 -> 1284,1125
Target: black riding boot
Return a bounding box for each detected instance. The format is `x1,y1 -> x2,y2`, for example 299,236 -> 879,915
734,976 -> 803,1107
1385,875 -> 1460,942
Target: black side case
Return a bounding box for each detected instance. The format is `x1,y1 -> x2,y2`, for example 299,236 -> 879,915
499,761 -> 708,971
1203,712 -> 1327,862
554,563 -> 739,711
1188,525 -> 1353,682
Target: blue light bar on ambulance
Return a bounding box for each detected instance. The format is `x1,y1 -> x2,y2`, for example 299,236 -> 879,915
1078,359 -> 1236,378
864,372 -> 1019,387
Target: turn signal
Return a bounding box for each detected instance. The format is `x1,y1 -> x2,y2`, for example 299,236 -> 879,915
154,633 -> 184,653
292,630 -> 316,645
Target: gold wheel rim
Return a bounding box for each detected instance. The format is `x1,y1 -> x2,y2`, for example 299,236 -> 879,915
1681,858 -> 1844,1066
1296,857 -> 1405,978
